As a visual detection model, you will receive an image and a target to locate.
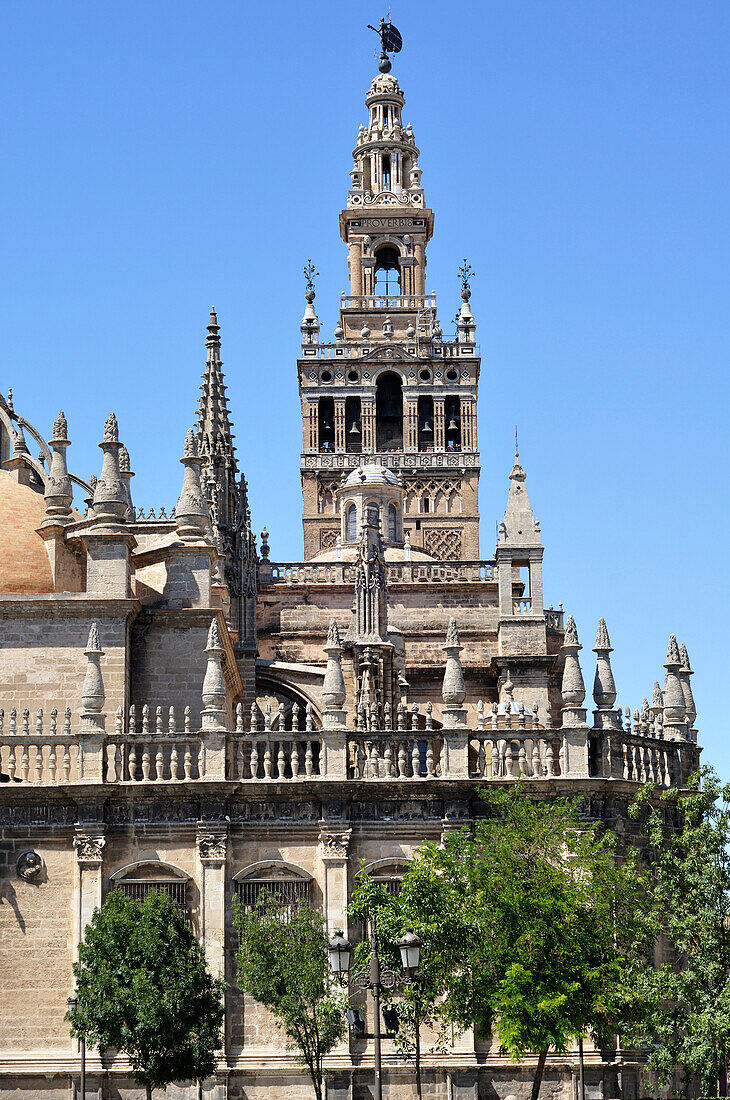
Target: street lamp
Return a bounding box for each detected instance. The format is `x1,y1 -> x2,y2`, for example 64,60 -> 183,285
328,922 -> 422,1100
67,995 -> 85,1100
397,929 -> 422,974
327,930 -> 353,982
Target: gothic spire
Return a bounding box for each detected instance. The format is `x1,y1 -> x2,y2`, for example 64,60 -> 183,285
196,308 -> 236,474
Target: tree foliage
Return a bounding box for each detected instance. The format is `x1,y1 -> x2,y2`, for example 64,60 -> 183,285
68,888 -> 226,1100
349,872 -> 451,1100
233,896 -> 347,1100
383,786 -> 648,1099
626,767 -> 730,1095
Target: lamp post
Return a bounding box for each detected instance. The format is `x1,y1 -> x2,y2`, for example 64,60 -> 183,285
328,923 -> 422,1100
66,995 -> 85,1100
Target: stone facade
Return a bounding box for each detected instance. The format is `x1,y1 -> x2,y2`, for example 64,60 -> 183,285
0,42 -> 699,1100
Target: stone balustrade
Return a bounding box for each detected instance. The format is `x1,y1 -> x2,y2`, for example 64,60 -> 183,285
0,706 -> 81,783
348,732 -> 443,779
0,696 -> 698,788
105,704 -> 204,782
265,559 -> 497,586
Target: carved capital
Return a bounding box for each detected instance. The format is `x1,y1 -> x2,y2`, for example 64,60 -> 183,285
196,827 -> 228,864
319,828 -> 352,860
73,830 -> 106,866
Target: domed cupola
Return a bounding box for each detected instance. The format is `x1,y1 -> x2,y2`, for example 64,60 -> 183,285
337,464 -> 404,546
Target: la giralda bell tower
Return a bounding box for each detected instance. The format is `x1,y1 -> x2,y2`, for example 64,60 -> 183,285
298,24 -> 481,562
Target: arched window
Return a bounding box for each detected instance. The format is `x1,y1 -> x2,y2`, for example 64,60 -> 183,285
417,395 -> 434,452
234,862 -> 313,923
346,503 -> 357,542
110,862 -> 191,915
345,396 -> 362,454
388,503 -> 397,541
373,246 -> 400,296
318,396 -> 335,453
376,371 -> 403,450
445,398 -> 461,451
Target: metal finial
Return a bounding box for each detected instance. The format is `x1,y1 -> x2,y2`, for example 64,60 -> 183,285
458,259 -> 475,295
303,260 -> 319,295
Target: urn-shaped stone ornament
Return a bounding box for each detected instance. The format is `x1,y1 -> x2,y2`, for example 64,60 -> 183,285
442,617 -> 466,706
201,618 -> 226,710
81,622 -> 105,713
322,619 -> 346,708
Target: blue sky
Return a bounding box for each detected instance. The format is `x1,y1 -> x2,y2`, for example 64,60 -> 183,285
1,2 -> 728,774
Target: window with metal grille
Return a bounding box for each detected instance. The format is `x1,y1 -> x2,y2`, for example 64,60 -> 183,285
116,880 -> 188,909
234,878 -> 311,921
372,876 -> 403,898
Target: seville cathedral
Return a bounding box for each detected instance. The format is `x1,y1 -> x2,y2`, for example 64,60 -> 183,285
0,33 -> 700,1100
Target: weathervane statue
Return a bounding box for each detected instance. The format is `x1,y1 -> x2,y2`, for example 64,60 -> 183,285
367,15 -> 403,72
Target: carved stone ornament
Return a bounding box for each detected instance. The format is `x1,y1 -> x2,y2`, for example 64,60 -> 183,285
197,832 -> 228,862
319,829 -> 352,859
16,850 -> 43,882
73,834 -> 106,864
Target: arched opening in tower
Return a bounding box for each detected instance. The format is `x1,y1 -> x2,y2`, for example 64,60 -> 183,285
376,372 -> 403,451
445,397 -> 462,451
417,395 -> 434,452
318,396 -> 335,453
345,396 -> 362,454
373,246 -> 401,297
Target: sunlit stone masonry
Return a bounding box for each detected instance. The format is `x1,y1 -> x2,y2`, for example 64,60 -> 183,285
0,40 -> 699,1100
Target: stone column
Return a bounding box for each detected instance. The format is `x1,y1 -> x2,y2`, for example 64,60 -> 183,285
334,398 -> 346,453
307,400 -> 319,452
434,397 -> 445,451
349,241 -> 363,296
413,242 -> 426,296
73,827 -> 105,950
77,623 -> 107,782
361,398 -> 376,454
197,825 -> 228,986
318,826 -> 352,937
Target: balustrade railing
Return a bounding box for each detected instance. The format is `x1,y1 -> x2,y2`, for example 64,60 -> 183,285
106,704 -> 203,782
349,733 -> 443,779
265,560 -> 497,586
0,706 -> 81,783
0,699 -> 694,789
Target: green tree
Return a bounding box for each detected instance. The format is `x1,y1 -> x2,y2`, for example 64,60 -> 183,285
233,896 -> 347,1100
398,786 -> 648,1100
627,767 -> 730,1096
349,872 -> 452,1100
67,888 -> 226,1100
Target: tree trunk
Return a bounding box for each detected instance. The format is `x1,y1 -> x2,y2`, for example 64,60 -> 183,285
146,1083 -> 152,1100
415,1014 -> 422,1100
530,1048 -> 548,1100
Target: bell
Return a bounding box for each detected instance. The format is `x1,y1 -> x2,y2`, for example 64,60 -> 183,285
322,419 -> 333,431
421,420 -> 433,436
447,418 -> 459,432
349,421 -> 361,435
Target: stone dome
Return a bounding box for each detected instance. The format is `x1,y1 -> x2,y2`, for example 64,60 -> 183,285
0,471 -> 53,594
342,464 -> 401,489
